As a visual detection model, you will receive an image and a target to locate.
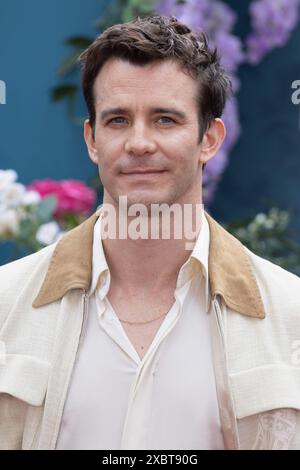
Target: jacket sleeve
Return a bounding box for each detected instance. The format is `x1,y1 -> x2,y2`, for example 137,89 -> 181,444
0,257 -> 38,450
0,248 -> 55,450
0,393 -> 27,450
0,260 -> 26,449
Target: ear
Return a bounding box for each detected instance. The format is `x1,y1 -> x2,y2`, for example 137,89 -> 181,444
199,118 -> 226,165
84,119 -> 98,164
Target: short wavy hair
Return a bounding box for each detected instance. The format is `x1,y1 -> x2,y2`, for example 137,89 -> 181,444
78,14 -> 231,142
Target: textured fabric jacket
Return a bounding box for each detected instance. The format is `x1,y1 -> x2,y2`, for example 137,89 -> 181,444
1,209 -> 300,450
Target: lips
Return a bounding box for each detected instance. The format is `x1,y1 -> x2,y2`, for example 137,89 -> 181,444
121,169 -> 166,175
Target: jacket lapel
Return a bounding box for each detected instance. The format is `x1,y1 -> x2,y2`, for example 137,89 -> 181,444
33,210 -> 265,319
205,213 -> 265,319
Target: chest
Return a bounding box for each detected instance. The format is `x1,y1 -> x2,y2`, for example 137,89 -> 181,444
106,291 -> 176,360
56,294 -> 223,450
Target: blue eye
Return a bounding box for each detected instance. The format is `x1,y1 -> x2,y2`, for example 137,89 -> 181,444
109,117 -> 126,124
106,116 -> 176,125
158,116 -> 175,124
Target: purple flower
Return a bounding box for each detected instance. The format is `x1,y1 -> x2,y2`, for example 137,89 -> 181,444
205,0 -> 237,34
202,148 -> 228,205
246,0 -> 300,64
156,0 -> 210,31
156,0 -> 177,17
214,31 -> 245,73
221,97 -> 241,153
203,148 -> 228,184
202,96 -> 240,205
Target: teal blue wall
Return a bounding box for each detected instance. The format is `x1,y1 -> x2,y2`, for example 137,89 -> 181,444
0,0 -> 109,184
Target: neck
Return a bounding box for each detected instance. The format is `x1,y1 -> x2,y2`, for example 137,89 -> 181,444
101,196 -> 204,294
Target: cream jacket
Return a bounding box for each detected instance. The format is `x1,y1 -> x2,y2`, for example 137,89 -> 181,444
1,210 -> 300,450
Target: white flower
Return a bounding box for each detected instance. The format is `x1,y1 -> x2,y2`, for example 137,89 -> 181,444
21,190 -> 41,206
255,213 -> 267,225
264,219 -> 275,230
36,221 -> 63,246
1,183 -> 26,209
0,169 -> 18,193
0,209 -> 20,236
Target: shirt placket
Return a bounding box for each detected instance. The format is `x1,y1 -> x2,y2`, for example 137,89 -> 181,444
120,280 -> 192,449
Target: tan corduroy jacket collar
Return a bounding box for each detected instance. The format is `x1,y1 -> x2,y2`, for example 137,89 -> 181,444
33,210 -> 265,319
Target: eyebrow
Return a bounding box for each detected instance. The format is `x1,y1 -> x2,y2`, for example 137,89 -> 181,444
100,107 -> 187,121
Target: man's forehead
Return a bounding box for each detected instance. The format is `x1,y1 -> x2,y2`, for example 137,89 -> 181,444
94,58 -> 198,107
95,59 -> 197,95
96,56 -> 183,78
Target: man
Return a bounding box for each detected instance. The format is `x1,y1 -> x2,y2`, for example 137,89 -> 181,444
0,15 -> 300,450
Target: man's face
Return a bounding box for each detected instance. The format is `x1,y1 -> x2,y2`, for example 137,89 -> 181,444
85,57 -> 218,209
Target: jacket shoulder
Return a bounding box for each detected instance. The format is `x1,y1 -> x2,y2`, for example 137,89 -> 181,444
227,247 -> 300,424
245,246 -> 300,290
0,243 -> 57,327
0,243 -> 56,279
244,246 -> 300,318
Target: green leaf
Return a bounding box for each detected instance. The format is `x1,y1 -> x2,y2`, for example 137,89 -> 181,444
64,35 -> 93,48
18,218 -> 37,240
94,0 -> 127,30
51,84 -> 78,102
122,0 -> 155,22
57,51 -> 83,77
36,196 -> 57,222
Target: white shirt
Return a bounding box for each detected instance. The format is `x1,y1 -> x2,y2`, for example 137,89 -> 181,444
56,211 -> 224,450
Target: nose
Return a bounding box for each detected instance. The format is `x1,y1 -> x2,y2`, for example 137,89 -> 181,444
124,122 -> 157,156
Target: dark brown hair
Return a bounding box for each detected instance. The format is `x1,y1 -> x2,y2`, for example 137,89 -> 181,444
78,14 -> 231,143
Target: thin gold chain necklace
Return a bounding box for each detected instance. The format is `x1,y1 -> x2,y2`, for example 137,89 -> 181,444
118,311 -> 169,325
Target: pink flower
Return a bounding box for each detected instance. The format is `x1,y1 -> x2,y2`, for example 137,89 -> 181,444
56,180 -> 96,216
27,179 -> 60,198
27,179 -> 96,216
